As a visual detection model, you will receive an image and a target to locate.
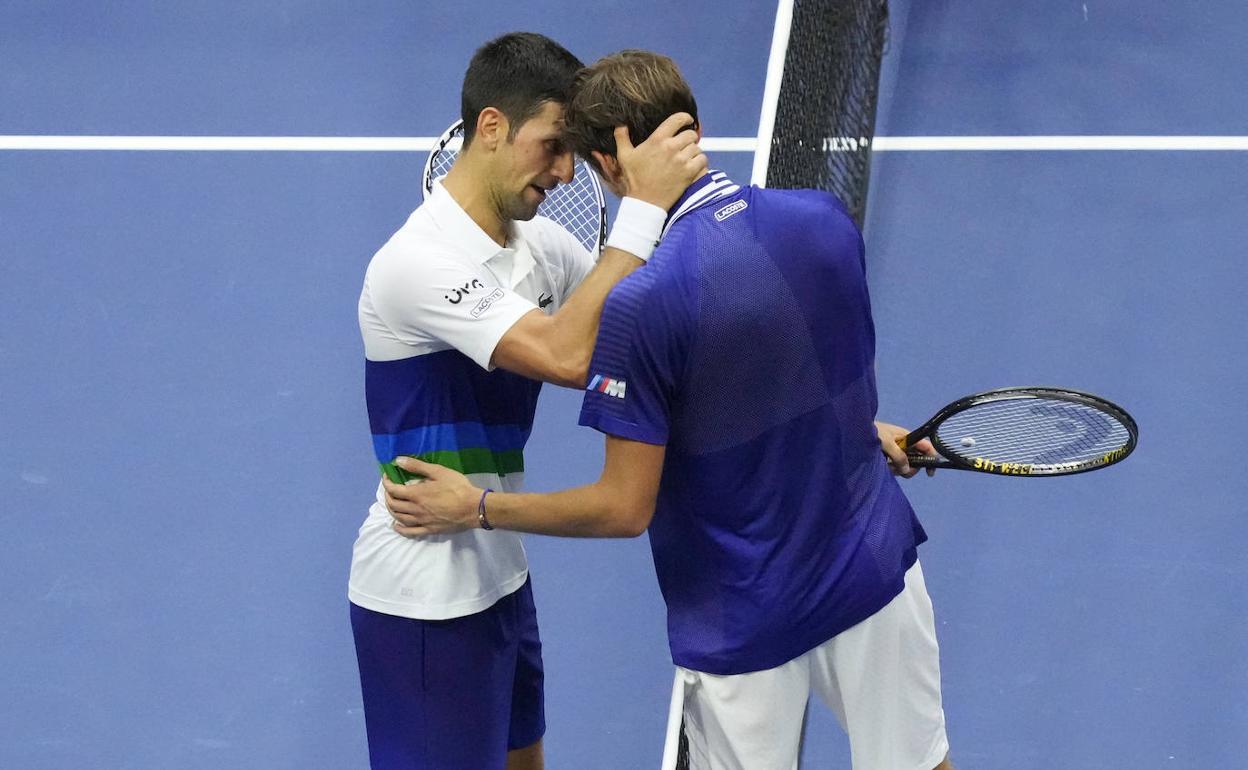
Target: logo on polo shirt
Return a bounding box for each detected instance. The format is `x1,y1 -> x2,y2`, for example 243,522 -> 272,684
470,288 -> 505,319
587,374 -> 626,399
538,293 -> 554,309
444,278 -> 485,305
713,200 -> 748,221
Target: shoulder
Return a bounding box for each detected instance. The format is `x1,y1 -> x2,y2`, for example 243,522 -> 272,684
516,215 -> 592,266
661,185 -> 847,245
368,210 -> 464,278
363,214 -> 485,315
747,187 -> 863,252
602,253 -> 690,343
752,186 -> 851,221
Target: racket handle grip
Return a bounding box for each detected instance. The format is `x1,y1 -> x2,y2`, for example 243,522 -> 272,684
905,452 -> 942,468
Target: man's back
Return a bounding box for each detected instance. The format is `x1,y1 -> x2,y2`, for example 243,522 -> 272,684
580,176 -> 927,675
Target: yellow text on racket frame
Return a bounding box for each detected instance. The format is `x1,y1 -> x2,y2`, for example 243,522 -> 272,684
972,458 -> 1034,475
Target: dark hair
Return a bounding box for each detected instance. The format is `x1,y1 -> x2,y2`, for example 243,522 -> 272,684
564,50 -> 699,173
460,32 -> 583,147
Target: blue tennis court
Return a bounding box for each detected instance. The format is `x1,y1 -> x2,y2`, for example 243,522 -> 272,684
3,2 -> 1245,767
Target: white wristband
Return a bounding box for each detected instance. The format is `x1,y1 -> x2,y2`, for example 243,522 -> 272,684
605,197 -> 667,262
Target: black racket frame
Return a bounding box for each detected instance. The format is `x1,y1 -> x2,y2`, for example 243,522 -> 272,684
901,386 -> 1138,477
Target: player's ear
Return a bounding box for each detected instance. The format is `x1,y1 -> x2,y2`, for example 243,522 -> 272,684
592,151 -> 623,187
475,107 -> 507,150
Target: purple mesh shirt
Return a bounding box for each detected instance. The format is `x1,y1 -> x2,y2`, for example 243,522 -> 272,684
580,172 -> 927,675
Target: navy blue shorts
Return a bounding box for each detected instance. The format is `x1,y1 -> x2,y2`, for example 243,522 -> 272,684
350,577 -> 545,769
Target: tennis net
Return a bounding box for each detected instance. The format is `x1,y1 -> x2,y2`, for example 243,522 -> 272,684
754,0 -> 890,229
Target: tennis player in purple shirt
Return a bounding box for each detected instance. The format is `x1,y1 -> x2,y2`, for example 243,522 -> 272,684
385,50 -> 955,770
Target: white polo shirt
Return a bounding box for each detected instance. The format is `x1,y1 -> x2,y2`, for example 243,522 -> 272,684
351,180 -> 593,619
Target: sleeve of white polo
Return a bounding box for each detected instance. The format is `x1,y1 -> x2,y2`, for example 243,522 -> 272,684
367,249 -> 536,371
605,197 -> 667,262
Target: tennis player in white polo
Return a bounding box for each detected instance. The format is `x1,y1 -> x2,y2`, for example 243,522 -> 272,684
351,33 -> 706,770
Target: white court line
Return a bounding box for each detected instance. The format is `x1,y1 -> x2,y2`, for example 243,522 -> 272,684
2,135 -> 1248,152
874,136 -> 1248,151
0,136 -> 435,151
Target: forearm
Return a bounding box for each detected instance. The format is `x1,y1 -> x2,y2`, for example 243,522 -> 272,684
486,477 -> 648,538
540,248 -> 642,386
387,437 -> 664,539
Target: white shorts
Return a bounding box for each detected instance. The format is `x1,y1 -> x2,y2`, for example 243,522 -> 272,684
661,561 -> 948,770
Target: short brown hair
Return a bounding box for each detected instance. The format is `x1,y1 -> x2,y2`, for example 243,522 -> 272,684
564,50 -> 698,173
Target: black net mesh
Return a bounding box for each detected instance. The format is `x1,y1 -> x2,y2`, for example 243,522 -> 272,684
764,0 -> 890,228
676,725 -> 690,769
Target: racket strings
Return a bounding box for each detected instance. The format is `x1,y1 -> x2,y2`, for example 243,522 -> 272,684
545,178 -> 604,249
935,398 -> 1131,466
426,124 -> 604,253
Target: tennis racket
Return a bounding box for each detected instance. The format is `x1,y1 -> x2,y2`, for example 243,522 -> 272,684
899,387 -> 1138,477
422,119 -> 607,255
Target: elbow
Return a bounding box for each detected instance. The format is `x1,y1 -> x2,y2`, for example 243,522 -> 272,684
568,358 -> 590,389
612,519 -> 649,539
551,352 -> 591,389
609,501 -> 653,538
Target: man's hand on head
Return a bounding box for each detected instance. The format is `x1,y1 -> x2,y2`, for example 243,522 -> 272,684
609,112 -> 708,210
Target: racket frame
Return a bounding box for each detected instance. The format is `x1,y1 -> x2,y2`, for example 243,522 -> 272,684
900,386 -> 1138,477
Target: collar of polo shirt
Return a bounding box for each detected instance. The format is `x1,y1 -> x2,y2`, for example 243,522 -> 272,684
427,180 -> 537,290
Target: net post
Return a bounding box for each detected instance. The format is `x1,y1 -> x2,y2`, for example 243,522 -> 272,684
661,669 -> 691,769
752,0 -> 795,188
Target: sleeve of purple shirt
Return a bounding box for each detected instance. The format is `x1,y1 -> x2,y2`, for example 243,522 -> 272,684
577,258 -> 692,447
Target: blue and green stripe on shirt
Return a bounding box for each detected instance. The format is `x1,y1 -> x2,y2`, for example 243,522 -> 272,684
367,349 -> 541,483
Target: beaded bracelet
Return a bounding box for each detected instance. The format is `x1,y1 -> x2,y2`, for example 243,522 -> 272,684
477,488 -> 495,531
